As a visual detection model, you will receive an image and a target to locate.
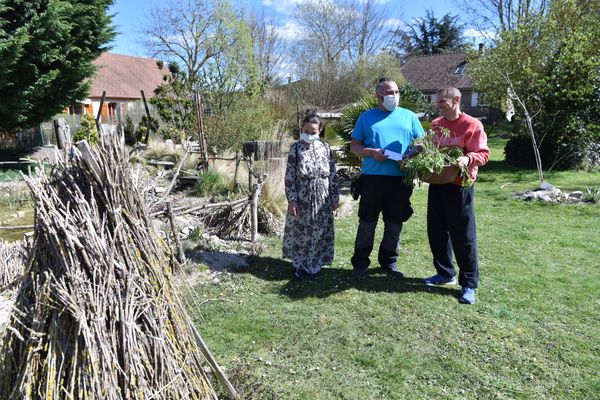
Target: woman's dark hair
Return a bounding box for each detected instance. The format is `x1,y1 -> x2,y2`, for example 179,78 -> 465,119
302,113 -> 325,137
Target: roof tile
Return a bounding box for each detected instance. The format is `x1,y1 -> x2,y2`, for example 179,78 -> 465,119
89,52 -> 165,99
401,53 -> 474,91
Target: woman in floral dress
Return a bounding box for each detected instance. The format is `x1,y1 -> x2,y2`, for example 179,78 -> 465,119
283,113 -> 339,280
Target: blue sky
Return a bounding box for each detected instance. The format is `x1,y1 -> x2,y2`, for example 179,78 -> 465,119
108,0 -> 473,57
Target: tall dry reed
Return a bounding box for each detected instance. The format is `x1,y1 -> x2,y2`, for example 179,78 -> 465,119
0,134 -> 218,399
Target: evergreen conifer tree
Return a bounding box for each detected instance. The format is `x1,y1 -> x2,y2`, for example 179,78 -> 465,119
0,0 -> 115,132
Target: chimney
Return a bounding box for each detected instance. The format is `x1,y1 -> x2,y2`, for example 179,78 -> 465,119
478,43 -> 485,55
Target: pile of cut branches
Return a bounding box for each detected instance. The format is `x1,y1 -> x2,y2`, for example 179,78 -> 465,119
0,240 -> 26,288
0,135 -> 229,399
403,129 -> 473,186
204,199 -> 283,239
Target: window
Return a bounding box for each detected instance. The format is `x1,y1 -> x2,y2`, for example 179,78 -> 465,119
454,62 -> 467,75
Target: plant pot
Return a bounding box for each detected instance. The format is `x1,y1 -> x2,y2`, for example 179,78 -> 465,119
425,165 -> 459,184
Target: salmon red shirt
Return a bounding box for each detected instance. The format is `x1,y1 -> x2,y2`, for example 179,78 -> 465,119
431,112 -> 490,184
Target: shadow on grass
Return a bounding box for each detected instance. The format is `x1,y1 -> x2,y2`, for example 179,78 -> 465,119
241,255 -> 458,300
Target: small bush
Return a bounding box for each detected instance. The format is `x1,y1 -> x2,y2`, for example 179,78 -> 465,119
194,169 -> 226,197
584,187 -> 600,204
579,142 -> 600,171
123,116 -> 137,145
72,114 -> 99,144
143,139 -> 184,164
504,135 -> 536,167
159,127 -> 187,144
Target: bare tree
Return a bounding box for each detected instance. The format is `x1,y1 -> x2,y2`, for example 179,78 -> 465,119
247,10 -> 285,85
351,0 -> 397,65
293,0 -> 360,66
290,0 -> 402,107
143,0 -> 240,88
455,0 -> 549,35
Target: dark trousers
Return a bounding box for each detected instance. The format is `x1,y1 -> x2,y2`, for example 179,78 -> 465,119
427,184 -> 479,288
351,175 -> 413,271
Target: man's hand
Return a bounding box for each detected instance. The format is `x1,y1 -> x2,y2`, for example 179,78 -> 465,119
405,144 -> 424,160
288,201 -> 299,217
398,145 -> 423,167
371,148 -> 388,162
456,156 -> 470,168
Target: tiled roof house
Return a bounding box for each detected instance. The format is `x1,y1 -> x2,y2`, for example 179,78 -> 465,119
67,53 -> 165,122
401,52 -> 483,113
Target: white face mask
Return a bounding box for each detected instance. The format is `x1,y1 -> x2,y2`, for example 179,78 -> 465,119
300,132 -> 320,143
382,94 -> 400,111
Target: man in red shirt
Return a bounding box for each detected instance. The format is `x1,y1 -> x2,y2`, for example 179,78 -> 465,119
423,85 -> 490,304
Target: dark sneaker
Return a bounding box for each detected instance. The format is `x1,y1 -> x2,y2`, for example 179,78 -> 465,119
388,270 -> 404,280
424,274 -> 457,286
381,265 -> 404,280
353,269 -> 367,281
459,287 -> 476,304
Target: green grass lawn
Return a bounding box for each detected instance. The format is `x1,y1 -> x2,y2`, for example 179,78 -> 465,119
190,134 -> 600,399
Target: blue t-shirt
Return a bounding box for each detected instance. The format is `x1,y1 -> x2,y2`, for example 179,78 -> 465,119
352,107 -> 425,176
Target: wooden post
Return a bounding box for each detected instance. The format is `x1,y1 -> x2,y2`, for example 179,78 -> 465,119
162,149 -> 190,199
95,91 -> 106,138
233,151 -> 240,190
189,323 -> 240,400
53,118 -> 70,150
248,157 -> 254,191
141,90 -> 152,144
193,91 -> 209,171
167,203 -> 186,264
250,175 -> 265,242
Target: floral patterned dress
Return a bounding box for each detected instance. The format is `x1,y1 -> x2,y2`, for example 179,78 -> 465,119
283,140 -> 339,274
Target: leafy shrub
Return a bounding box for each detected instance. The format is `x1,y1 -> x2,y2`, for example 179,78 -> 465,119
138,115 -> 159,143
584,187 -> 600,204
123,116 -> 137,145
204,96 -> 278,153
159,127 -> 187,144
194,169 -> 226,197
578,141 -> 600,171
398,84 -> 431,113
72,114 -> 99,144
504,134 -> 536,167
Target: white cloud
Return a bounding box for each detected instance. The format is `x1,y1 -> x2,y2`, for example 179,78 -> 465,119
383,18 -> 404,31
464,28 -> 497,42
262,0 -> 304,15
356,0 -> 392,4
273,21 -> 304,41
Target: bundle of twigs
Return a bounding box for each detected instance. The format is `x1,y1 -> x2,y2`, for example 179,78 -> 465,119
0,135 -> 225,399
0,239 -> 26,288
203,196 -> 281,239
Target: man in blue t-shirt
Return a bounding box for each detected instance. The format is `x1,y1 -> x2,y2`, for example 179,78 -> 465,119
350,77 -> 425,280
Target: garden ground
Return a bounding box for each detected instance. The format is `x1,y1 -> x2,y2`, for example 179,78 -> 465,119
191,134 -> 600,399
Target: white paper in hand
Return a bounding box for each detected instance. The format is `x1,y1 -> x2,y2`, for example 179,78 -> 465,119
383,149 -> 403,161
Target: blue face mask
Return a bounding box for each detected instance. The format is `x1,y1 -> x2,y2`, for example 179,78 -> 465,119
300,132 -> 320,143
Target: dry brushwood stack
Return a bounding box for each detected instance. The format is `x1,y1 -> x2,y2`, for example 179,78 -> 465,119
0,135 -> 231,399
0,240 -> 26,288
